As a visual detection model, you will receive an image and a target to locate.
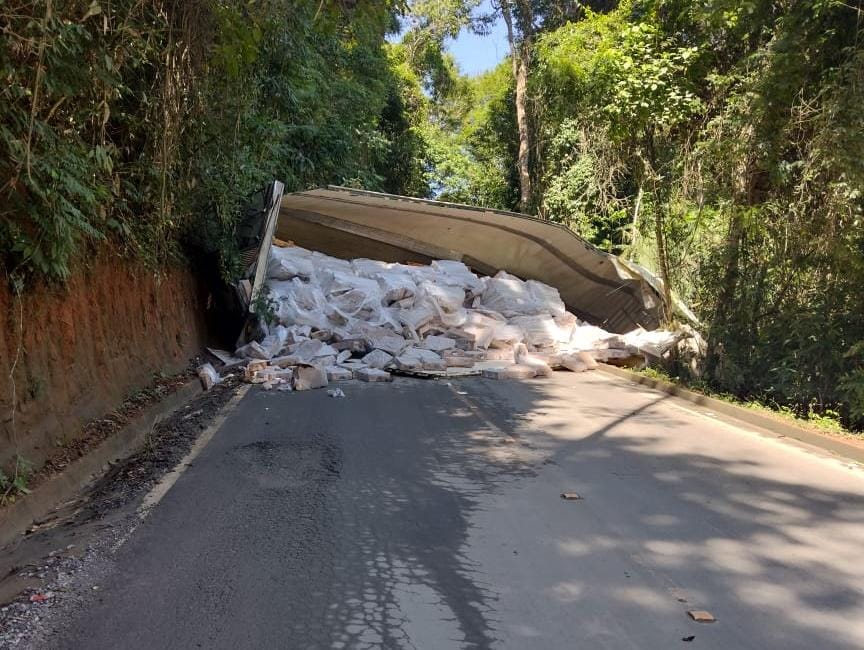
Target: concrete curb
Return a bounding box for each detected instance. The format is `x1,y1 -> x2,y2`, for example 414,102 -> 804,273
0,380 -> 203,549
597,364 -> 864,465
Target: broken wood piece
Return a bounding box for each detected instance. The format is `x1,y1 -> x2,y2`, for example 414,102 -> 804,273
687,610 -> 716,623
326,366 -> 354,382
332,338 -> 369,354
206,348 -> 245,368
444,356 -> 475,368
356,368 -> 393,382
481,365 -> 536,380
560,492 -> 582,501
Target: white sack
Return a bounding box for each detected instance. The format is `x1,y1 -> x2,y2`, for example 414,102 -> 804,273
395,304 -> 436,332
430,260 -> 483,291
490,323 -> 524,348
362,349 -> 394,369
267,246 -> 315,280
509,315 -> 560,349
553,312 -> 579,344
396,347 -> 446,371
568,324 -> 615,351
514,343 -> 553,377
526,280 -> 566,317
423,335 -> 456,352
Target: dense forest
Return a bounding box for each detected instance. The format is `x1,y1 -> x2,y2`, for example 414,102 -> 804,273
2,0 -> 863,429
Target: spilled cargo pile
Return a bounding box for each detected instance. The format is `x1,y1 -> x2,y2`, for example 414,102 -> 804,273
205,245 -> 682,391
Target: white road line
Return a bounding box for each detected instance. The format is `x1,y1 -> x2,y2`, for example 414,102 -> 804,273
139,385 -> 250,516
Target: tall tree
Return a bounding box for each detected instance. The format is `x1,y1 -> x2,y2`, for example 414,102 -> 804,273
497,0 -> 534,212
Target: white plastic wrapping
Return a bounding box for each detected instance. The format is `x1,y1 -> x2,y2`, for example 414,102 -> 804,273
240,244 -> 683,380
362,349 -> 394,369
374,272 -> 417,306
267,246 -> 315,280
395,304 -> 436,332
431,260 -> 483,291
622,329 -> 682,357
477,271 -> 537,317
509,315 -> 560,349
526,280 -> 566,317
514,343 -> 554,377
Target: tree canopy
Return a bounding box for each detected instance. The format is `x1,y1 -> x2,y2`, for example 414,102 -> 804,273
2,0 -> 862,429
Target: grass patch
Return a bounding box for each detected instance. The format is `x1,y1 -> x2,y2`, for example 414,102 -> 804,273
633,367 -> 856,439
0,455 -> 33,505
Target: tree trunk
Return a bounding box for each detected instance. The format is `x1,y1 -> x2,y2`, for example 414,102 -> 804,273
500,0 -> 532,213
642,129 -> 674,324
626,184 -> 643,259
654,202 -> 675,324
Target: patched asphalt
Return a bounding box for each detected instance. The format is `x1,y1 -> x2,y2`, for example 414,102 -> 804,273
24,373 -> 864,649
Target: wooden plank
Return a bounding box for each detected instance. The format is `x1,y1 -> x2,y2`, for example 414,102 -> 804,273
248,181 -> 285,312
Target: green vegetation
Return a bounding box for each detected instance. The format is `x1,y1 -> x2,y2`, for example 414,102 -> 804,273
399,0 -> 864,431
2,0 -> 862,431
1,0 -> 415,282
636,366 -> 850,437
0,455 -> 32,504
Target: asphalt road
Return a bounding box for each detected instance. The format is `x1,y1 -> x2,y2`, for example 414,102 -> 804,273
55,372 -> 864,649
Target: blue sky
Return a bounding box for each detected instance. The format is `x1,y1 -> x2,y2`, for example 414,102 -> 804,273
447,1 -> 509,76
390,0 -> 509,77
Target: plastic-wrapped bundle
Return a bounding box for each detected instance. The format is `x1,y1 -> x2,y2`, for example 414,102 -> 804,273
476,271 -> 534,317
351,258 -> 392,276
374,271 -> 418,306
416,281 -> 467,328
490,322 -> 524,348
311,251 -> 352,274
568,324 -> 625,351
417,281 -> 465,314
319,270 -> 380,310
526,280 -> 566,317
509,315 -> 560,349
622,329 -> 682,357
477,271 -> 568,319
458,311 -> 503,350
395,304 -> 436,333
267,246 -> 315,280
272,278 -> 332,332
430,260 -> 483,291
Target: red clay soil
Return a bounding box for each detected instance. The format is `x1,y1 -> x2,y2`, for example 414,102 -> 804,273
0,258 -> 210,474
20,371 -> 193,499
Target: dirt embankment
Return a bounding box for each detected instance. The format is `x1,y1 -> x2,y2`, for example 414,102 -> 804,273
0,258 -> 210,474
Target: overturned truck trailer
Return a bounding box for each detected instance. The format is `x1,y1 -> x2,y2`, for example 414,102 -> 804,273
258,186 -> 666,334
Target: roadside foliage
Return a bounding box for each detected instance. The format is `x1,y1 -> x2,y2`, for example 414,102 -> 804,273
406,0 -> 864,429
2,0 -> 863,429
0,0 -> 416,282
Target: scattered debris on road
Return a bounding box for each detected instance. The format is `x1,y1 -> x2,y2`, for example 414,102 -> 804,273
217,245 -> 685,391
0,378 -> 242,648
687,610 -> 716,623
197,363 -> 222,391
357,368 -> 393,383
